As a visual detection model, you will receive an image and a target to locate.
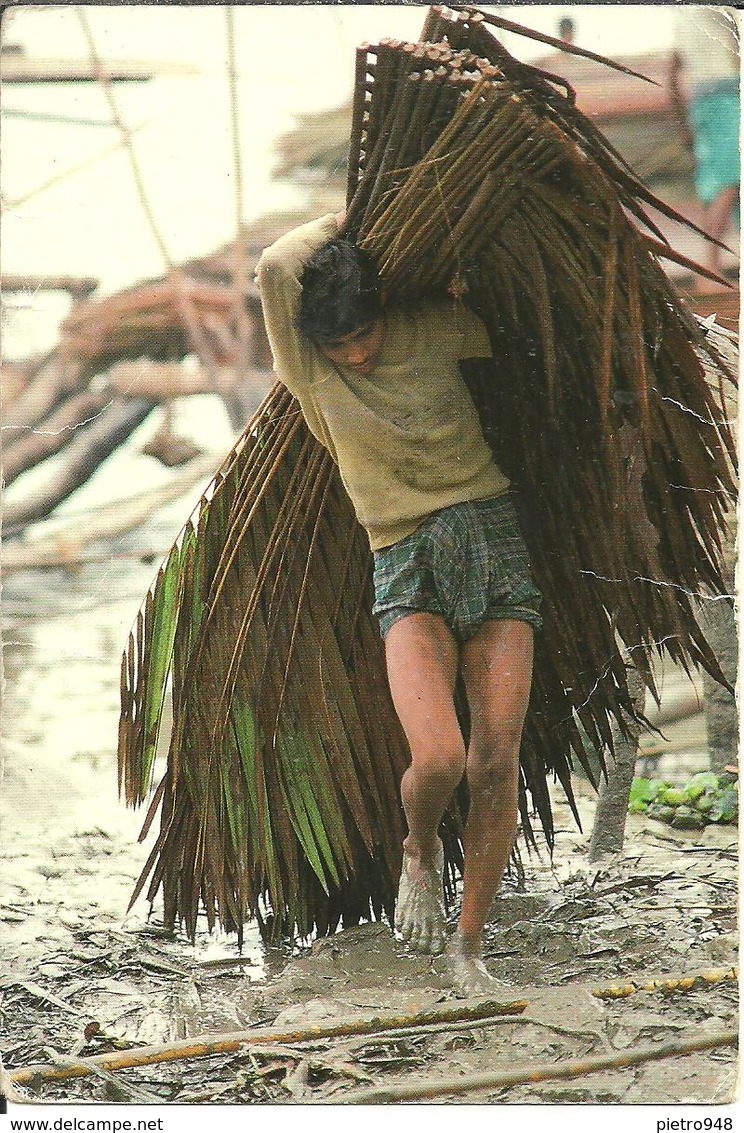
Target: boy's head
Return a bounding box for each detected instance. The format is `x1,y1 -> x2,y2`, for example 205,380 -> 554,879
298,238 -> 385,374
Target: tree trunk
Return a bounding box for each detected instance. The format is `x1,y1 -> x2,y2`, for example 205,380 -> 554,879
701,607 -> 738,773
700,511 -> 737,774
588,665 -> 645,861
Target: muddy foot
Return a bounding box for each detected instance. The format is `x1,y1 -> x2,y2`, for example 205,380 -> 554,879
394,840 -> 446,955
445,930 -> 508,997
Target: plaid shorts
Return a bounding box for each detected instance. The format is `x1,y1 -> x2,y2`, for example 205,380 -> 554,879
372,493 -> 542,642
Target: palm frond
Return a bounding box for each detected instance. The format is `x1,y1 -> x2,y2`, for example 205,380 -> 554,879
120,384 -> 414,941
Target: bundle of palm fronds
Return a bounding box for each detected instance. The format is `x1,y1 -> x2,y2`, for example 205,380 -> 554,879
119,5 -> 736,943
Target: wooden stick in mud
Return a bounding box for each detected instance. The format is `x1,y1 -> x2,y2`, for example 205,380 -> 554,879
8,997 -> 527,1087
42,1053 -> 160,1105
592,966 -> 738,1001
342,1028 -> 739,1104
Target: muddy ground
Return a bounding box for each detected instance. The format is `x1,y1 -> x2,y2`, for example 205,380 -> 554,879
2,769 -> 737,1106
0,479 -> 738,1106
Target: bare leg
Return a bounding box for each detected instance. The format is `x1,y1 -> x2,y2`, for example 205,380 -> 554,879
446,619 -> 533,995
385,613 -> 465,955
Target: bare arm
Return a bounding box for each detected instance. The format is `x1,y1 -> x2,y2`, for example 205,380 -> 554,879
255,214 -> 339,391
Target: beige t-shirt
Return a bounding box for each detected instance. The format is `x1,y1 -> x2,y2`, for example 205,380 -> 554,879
256,214 -> 510,550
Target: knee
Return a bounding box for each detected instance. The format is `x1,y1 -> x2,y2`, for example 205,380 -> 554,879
409,739 -> 466,792
467,726 -> 522,792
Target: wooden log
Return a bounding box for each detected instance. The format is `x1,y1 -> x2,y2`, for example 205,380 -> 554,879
8,997 -> 527,1086
110,355 -> 274,429
1,450 -> 221,576
2,355 -> 81,433
342,1028 -> 738,1103
105,359 -> 216,400
592,966 -> 737,1001
41,1053 -> 160,1104
3,397 -> 156,537
646,688 -> 702,729
1,56 -> 197,83
2,388 -> 110,486
0,362 -> 31,411
1,273 -> 98,298
61,277 -> 236,352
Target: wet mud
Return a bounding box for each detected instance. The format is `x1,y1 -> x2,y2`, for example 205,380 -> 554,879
2,771 -> 737,1105
1,530 -> 738,1105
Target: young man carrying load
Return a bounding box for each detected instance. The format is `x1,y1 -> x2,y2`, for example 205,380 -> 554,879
256,212 -> 542,996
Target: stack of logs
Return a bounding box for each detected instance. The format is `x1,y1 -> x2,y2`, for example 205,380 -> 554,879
1,249 -> 281,541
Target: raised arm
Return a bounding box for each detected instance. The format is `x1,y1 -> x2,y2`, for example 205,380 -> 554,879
255,213 -> 339,392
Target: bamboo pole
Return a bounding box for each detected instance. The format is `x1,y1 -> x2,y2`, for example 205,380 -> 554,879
42,1053 -> 160,1105
75,9 -> 171,268
592,967 -> 738,1001
342,1028 -> 738,1104
5,123 -> 149,210
8,997 -> 527,1087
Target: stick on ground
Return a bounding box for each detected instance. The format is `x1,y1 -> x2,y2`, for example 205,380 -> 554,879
9,996 -> 527,1087
592,966 -> 737,1001
342,1028 -> 739,1103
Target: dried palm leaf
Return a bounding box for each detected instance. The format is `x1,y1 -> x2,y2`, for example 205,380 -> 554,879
119,5 -> 737,943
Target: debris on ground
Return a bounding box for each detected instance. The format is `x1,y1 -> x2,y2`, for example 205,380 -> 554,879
2,777 -> 737,1105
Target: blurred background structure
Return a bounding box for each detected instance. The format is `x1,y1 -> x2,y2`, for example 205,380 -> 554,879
1,5 -> 738,943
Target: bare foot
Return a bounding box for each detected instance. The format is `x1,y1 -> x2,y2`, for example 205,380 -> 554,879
394,839 -> 446,955
445,929 -> 508,997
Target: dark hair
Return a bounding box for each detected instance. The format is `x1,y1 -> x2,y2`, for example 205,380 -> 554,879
558,16 -> 575,38
298,238 -> 382,344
